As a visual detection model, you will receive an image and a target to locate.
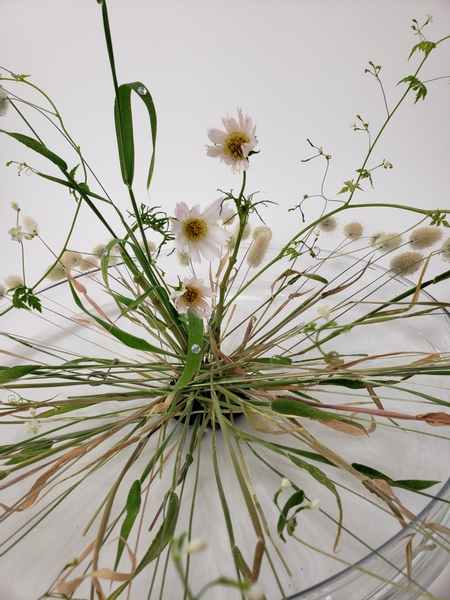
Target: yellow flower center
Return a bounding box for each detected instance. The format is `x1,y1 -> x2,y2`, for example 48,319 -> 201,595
182,286 -> 201,306
183,218 -> 207,241
223,131 -> 250,160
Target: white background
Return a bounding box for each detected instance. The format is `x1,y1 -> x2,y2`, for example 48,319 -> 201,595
1,1 -> 450,598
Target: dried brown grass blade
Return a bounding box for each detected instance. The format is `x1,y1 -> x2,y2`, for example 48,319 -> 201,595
416,412 -> 450,426
68,273 -> 113,324
19,446 -> 87,510
56,538 -> 136,596
319,419 -> 366,436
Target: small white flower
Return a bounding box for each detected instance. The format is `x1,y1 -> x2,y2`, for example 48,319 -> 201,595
280,478 -> 291,489
11,201 -> 20,212
307,499 -> 320,510
317,305 -> 331,321
206,109 -> 258,174
382,160 -> 392,169
170,198 -> 231,263
0,86 -> 9,116
350,122 -> 357,129
184,537 -> 208,554
29,407 -> 37,417
8,226 -> 23,242
172,277 -> 216,319
245,583 -> 265,600
27,419 -> 40,434
427,14 -> 433,22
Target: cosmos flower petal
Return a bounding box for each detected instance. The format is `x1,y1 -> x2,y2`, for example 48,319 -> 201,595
171,198 -> 231,263
172,277 -> 216,318
206,109 -> 258,173
207,129 -> 227,145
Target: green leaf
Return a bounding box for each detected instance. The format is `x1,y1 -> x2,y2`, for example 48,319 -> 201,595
135,490 -> 179,574
271,399 -> 365,432
114,82 -> 157,189
38,403 -> 93,419
172,311 -> 204,391
12,286 -> 42,313
337,179 -> 363,195
408,40 -> 436,60
277,489 -> 305,541
352,463 -> 439,491
0,131 -> 68,170
5,439 -> 53,465
114,480 -> 141,570
251,356 -> 292,366
398,75 -> 428,103
66,278 -> 181,359
32,171 -> 109,201
319,378 -> 398,389
0,364 -> 40,383
107,490 -> 179,600
289,454 -> 343,549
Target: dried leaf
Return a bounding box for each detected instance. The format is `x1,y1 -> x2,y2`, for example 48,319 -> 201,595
426,521 -> 450,535
416,412 -> 450,426
57,539 -> 136,596
405,536 -> 413,579
319,419 -> 366,436
68,273 -> 113,324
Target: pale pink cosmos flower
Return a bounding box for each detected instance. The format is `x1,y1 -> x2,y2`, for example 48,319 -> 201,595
206,109 -> 258,173
170,198 -> 230,263
172,277 -> 216,319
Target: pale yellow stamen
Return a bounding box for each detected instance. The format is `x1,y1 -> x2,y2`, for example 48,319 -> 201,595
182,286 -> 201,306
183,218 -> 207,241
223,131 -> 250,159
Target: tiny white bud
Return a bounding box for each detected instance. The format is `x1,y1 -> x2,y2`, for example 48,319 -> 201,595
317,305 -> 331,321
11,201 -> 20,212
308,499 -> 320,510
184,537 -> 208,554
280,478 -> 291,489
245,583 -> 265,600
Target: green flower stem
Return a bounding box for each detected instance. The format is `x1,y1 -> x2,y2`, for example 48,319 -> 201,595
214,171 -> 248,344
